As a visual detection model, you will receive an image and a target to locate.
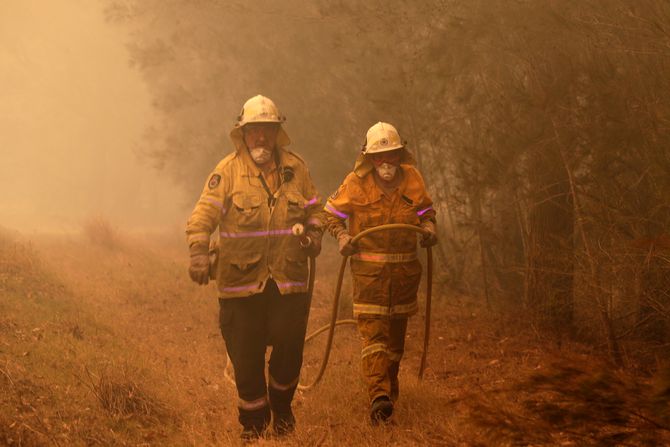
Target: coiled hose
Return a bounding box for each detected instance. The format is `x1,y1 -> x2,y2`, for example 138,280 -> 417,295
223,223 -> 433,391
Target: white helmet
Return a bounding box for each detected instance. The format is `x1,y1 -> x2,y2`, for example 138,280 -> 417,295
354,122 -> 416,177
235,95 -> 285,126
229,95 -> 290,149
362,122 -> 404,154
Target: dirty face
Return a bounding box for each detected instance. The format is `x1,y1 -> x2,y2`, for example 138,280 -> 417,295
370,150 -> 401,181
243,122 -> 279,166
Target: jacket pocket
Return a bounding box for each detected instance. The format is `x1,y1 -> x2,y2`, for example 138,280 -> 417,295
231,193 -> 264,229
220,252 -> 263,285
284,191 -> 307,225
358,202 -> 384,229
394,200 -> 420,225
283,251 -> 308,281
392,260 -> 422,301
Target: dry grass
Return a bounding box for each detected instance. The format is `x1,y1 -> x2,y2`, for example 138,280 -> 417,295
469,360 -> 670,446
81,215 -> 122,249
2,226 -> 669,445
82,365 -> 173,425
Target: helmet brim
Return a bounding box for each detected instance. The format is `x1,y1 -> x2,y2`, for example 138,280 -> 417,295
229,124 -> 291,151
354,147 -> 416,177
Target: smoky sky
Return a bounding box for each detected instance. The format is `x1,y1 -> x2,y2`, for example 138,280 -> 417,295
0,0 -> 186,232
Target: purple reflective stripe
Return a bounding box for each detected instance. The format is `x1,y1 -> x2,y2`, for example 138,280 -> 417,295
417,206 -> 434,216
307,217 -> 321,227
325,203 -> 348,219
206,197 -> 224,209
220,229 -> 293,238
304,197 -> 319,208
276,281 -> 307,289
222,283 -> 261,292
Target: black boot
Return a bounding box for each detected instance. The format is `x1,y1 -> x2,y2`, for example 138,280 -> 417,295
239,405 -> 271,442
269,385 -> 297,436
370,396 -> 394,425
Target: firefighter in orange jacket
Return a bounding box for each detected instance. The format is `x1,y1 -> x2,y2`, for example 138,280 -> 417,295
186,95 -> 324,440
324,122 -> 437,424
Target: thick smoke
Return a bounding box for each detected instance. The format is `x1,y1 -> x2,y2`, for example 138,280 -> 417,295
0,0 -> 186,231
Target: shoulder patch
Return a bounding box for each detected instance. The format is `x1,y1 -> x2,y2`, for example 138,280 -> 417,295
208,174 -> 221,189
329,188 -> 340,200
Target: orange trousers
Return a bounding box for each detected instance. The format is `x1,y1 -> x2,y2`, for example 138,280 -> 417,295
357,317 -> 408,403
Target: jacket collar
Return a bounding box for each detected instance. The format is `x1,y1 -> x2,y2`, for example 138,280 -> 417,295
237,145 -> 300,184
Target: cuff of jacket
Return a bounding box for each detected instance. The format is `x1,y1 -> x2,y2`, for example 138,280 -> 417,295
189,242 -> 209,256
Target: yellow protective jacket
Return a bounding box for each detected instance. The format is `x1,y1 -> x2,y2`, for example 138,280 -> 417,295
186,146 -> 324,299
325,164 -> 436,318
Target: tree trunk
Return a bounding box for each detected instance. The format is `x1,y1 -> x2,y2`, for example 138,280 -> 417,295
526,143 -> 575,333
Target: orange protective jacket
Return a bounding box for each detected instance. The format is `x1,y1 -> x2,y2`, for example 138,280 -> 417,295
324,164 -> 436,318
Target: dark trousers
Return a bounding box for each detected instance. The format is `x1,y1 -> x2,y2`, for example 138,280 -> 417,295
219,279 -> 309,423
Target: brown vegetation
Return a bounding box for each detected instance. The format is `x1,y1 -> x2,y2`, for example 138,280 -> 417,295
82,365 -> 172,424
104,0 -> 670,370
1,225 -> 670,445
81,215 -> 122,250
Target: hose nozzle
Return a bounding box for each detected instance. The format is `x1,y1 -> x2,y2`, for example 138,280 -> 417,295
292,223 -> 311,247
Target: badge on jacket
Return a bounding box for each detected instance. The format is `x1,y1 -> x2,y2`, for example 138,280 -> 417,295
208,174 -> 221,189
281,166 -> 294,183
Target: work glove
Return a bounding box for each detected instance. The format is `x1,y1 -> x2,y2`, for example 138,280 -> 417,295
419,221 -> 438,248
337,233 -> 358,257
189,243 -> 210,285
302,230 -> 323,257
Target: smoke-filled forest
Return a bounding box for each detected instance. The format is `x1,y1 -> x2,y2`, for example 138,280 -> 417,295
2,0 -> 670,445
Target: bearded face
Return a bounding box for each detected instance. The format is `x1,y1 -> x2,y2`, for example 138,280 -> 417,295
243,122 -> 280,166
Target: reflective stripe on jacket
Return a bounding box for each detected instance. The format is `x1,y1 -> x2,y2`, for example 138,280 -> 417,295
324,164 -> 436,317
186,147 -> 324,298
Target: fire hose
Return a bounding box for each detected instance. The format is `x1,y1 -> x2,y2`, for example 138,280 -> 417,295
224,223 -> 433,391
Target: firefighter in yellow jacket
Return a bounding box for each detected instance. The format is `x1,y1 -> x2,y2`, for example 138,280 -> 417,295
324,122 -> 437,424
186,95 -> 324,440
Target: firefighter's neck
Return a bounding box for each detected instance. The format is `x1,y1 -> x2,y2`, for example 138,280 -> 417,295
373,167 -> 402,195
257,157 -> 276,175
254,150 -> 278,175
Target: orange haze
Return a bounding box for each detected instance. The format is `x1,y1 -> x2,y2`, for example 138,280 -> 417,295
0,0 -> 186,232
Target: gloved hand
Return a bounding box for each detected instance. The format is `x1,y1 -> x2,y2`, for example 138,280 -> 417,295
337,233 -> 358,256
189,244 -> 210,285
420,221 -> 438,248
301,231 -> 322,257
